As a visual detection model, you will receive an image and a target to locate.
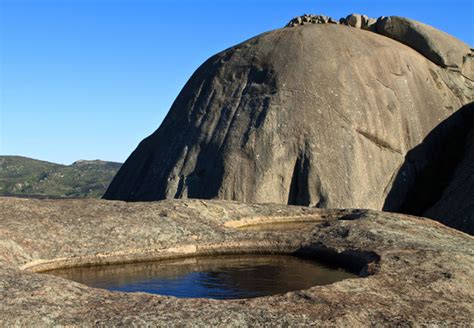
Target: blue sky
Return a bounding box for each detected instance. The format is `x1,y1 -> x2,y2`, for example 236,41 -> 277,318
1,0 -> 472,164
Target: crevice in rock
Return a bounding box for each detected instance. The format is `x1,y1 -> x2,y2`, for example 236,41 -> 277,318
174,175 -> 186,198
287,158 -> 302,205
356,129 -> 402,154
338,210 -> 369,221
287,154 -> 311,206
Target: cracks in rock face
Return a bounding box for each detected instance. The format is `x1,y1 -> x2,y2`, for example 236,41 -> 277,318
239,66 -> 277,148
220,66 -> 277,151
241,96 -> 271,147
356,129 -> 402,155
338,209 -> 369,221
429,69 -> 444,91
390,70 -> 405,77
170,64 -> 278,200
374,78 -> 393,91
174,175 -> 186,199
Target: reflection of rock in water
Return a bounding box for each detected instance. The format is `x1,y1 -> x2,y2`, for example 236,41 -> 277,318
46,255 -> 357,299
202,256 -> 353,296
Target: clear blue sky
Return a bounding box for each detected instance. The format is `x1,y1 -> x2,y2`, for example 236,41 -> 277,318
1,0 -> 472,164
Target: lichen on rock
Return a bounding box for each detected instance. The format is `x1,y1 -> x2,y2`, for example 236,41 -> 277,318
1,197 -> 473,325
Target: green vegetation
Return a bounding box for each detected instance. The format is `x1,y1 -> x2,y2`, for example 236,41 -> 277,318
0,156 -> 121,198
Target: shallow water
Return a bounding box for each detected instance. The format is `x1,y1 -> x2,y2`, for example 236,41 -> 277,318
47,254 -> 357,299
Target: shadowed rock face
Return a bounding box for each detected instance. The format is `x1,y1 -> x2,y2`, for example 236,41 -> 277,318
423,108 -> 474,235
104,18 -> 472,216
381,102 -> 474,234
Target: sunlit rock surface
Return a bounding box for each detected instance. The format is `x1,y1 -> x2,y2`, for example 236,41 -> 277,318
1,197 -> 473,325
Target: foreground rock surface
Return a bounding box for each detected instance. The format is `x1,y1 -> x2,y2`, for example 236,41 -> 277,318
104,16 -> 472,221
1,197 -> 473,325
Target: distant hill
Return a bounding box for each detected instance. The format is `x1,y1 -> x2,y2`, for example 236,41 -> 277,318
0,156 -> 121,198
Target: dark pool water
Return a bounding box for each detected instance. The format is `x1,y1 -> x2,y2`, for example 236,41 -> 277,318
47,255 -> 357,299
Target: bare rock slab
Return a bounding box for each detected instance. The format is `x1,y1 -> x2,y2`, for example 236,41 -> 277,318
1,197 -> 473,325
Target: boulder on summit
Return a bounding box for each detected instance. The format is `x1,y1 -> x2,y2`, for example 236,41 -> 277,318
376,16 -> 472,72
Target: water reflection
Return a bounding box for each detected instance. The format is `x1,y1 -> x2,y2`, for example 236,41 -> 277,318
47,255 -> 357,299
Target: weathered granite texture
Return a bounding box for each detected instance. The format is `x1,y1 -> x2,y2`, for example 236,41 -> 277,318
104,19 -> 473,218
1,197 -> 473,326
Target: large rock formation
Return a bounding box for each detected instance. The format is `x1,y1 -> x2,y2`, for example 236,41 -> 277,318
1,197 -> 473,325
104,16 -> 472,227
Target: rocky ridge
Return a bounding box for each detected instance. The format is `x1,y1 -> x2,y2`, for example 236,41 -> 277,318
0,156 -> 121,198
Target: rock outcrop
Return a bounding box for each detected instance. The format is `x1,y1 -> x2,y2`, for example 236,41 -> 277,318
104,15 -> 472,223
376,16 -> 472,72
340,14 -> 377,31
287,14 -> 473,77
1,197 -> 473,325
286,14 -> 338,27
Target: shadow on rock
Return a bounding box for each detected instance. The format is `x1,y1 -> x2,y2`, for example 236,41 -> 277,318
383,102 -> 474,234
